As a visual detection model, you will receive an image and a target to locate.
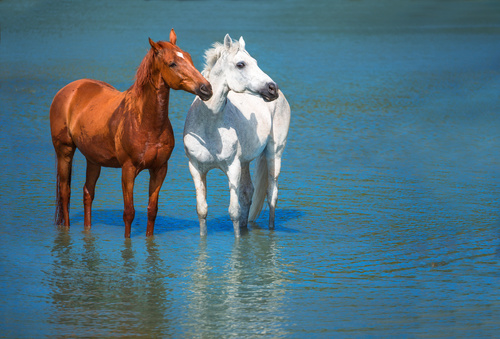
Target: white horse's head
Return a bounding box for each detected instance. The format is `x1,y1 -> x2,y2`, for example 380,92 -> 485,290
203,34 -> 279,102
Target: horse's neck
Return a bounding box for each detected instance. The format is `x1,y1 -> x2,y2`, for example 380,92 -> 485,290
201,74 -> 229,115
131,75 -> 171,128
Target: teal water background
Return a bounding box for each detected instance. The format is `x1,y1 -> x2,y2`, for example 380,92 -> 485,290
1,0 -> 500,337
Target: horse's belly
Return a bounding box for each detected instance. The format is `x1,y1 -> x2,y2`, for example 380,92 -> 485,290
75,136 -> 121,167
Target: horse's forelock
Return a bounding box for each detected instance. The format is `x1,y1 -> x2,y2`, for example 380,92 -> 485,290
203,40 -> 242,77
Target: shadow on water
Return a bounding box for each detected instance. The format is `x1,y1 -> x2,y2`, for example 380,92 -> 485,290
73,208 -> 304,237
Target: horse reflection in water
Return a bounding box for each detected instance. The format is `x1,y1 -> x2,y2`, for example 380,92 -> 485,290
185,233 -> 287,336
49,232 -> 173,337
50,29 -> 212,238
184,34 -> 291,237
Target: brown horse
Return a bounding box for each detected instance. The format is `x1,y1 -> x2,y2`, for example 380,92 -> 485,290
50,29 -> 212,238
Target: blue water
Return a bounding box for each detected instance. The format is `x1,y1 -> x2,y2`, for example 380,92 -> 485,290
1,0 -> 500,337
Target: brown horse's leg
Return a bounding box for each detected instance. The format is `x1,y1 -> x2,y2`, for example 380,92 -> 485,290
146,166 -> 168,237
83,161 -> 101,228
121,164 -> 138,238
55,145 -> 76,227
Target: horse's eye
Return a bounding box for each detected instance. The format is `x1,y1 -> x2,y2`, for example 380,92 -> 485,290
236,62 -> 246,69
169,62 -> 177,68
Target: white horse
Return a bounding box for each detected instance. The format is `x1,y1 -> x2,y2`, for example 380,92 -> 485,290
183,34 -> 291,237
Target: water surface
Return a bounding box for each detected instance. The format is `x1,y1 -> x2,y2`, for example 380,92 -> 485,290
1,0 -> 500,337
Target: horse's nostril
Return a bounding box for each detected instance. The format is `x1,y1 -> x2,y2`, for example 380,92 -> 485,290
200,84 -> 212,95
268,82 -> 277,94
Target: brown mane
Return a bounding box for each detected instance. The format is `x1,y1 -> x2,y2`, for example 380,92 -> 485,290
133,48 -> 156,96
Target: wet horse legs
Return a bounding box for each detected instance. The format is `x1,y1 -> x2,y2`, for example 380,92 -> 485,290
83,161 -> 101,228
146,166 -> 168,237
189,161 -> 208,236
55,145 -> 75,227
121,164 -> 137,238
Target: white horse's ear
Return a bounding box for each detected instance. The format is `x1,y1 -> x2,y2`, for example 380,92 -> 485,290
238,37 -> 245,50
224,34 -> 232,50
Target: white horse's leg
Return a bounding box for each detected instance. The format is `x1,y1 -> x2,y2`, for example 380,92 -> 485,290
226,161 -> 243,237
239,162 -> 254,229
266,151 -> 283,229
189,161 -> 208,236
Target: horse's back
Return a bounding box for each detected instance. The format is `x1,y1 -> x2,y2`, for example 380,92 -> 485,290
50,79 -> 121,126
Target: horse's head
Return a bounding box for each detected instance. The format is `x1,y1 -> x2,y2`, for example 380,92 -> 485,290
207,34 -> 279,102
149,29 -> 212,101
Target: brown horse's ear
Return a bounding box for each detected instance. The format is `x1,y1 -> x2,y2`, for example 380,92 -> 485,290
170,29 -> 177,45
149,37 -> 161,54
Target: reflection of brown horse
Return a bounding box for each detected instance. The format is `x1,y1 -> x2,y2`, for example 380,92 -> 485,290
50,29 -> 212,238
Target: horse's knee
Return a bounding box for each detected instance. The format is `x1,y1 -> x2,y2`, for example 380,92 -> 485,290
197,201 -> 208,219
123,206 -> 135,224
228,203 -> 241,222
147,204 -> 158,221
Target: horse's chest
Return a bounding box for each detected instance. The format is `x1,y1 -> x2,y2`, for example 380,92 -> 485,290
184,127 -> 238,165
120,132 -> 174,168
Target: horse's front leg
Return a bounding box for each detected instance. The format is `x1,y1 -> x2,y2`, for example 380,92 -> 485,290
227,161 -> 246,237
188,161 -> 208,236
121,163 -> 138,238
146,165 -> 168,237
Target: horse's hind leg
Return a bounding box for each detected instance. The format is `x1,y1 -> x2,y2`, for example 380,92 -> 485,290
238,163 -> 254,229
83,161 -> 101,228
266,152 -> 283,229
55,144 -> 76,227
188,161 -> 208,236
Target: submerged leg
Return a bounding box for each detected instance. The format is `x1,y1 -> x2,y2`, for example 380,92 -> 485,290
189,161 -> 208,236
83,161 -> 101,228
146,165 -> 168,237
55,145 -> 76,227
122,164 -> 138,238
266,154 -> 283,229
227,161 -> 243,237
239,162 -> 254,229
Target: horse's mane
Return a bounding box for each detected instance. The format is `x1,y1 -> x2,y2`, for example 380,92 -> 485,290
133,48 -> 156,96
202,40 -> 241,77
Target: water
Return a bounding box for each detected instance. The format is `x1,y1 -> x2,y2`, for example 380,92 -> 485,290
1,0 -> 500,337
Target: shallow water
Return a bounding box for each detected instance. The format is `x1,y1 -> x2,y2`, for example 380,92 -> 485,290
1,0 -> 500,337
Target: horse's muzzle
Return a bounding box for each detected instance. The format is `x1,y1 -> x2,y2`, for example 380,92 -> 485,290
197,83 -> 213,101
260,82 -> 279,102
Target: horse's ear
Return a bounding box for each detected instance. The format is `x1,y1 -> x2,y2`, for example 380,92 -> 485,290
238,36 -> 245,50
149,37 -> 160,54
224,34 -> 232,50
170,28 -> 177,45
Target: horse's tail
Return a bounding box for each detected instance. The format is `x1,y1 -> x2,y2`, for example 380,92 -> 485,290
249,153 -> 268,222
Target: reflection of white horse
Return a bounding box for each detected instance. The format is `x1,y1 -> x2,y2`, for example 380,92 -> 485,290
184,34 -> 291,237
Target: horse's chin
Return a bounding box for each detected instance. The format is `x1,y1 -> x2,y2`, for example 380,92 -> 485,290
261,93 -> 279,102
198,92 -> 213,101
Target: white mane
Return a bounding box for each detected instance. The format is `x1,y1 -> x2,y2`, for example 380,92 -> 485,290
202,40 -> 242,77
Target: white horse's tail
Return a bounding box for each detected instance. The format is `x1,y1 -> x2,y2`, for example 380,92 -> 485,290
249,153 -> 268,221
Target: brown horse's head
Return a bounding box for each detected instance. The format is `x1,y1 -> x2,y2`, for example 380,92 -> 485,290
148,29 -> 212,101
